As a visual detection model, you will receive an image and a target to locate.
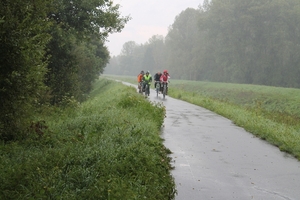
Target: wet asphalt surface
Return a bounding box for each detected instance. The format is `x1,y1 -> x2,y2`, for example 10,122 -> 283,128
124,82 -> 300,200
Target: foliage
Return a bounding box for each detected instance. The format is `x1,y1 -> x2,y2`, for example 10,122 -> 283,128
165,8 -> 202,80
0,0 -> 52,140
0,79 -> 176,199
45,0 -> 130,105
107,0 -> 300,88
75,38 -> 110,98
105,35 -> 166,76
45,27 -> 78,105
45,32 -> 110,104
1,0 -> 129,140
196,0 -> 300,87
48,0 -> 129,40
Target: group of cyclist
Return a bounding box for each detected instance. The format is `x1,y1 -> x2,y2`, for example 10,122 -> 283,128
137,70 -> 170,96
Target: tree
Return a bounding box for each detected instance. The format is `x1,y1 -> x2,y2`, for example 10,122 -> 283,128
72,38 -> 110,101
165,8 -> 201,79
0,0 -> 52,140
48,0 -> 129,40
119,41 -> 139,75
107,0 -> 300,88
146,35 -> 166,73
195,0 -> 300,87
46,0 -> 129,104
0,0 -> 129,140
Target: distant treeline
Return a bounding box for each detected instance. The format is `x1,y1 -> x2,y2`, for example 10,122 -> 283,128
0,0 -> 129,140
106,0 -> 300,88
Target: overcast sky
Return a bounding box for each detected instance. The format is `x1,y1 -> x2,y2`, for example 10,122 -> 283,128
106,0 -> 204,56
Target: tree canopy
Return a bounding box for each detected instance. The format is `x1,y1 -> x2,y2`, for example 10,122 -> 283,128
0,0 -> 129,140
107,0 -> 300,88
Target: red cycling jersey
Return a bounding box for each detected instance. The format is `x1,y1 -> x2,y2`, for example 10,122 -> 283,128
160,73 -> 170,82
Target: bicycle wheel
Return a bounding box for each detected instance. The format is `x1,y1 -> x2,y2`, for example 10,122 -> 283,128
138,83 -> 142,94
145,84 -> 149,97
156,82 -> 160,97
163,83 -> 166,99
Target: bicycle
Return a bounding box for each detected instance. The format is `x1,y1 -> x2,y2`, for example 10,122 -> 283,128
144,81 -> 150,97
161,81 -> 168,99
155,81 -> 161,97
138,82 -> 143,94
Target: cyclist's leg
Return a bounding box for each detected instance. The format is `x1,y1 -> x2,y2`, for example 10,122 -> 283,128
166,83 -> 168,95
158,82 -> 161,93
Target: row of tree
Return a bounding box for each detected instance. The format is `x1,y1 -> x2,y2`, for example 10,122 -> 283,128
106,0 -> 300,88
0,0 -> 129,140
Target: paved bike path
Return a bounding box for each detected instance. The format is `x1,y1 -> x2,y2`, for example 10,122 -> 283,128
148,89 -> 300,200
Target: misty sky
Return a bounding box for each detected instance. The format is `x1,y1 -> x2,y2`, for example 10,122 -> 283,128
107,0 -> 204,56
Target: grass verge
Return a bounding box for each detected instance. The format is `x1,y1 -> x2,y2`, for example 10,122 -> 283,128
0,78 -> 176,200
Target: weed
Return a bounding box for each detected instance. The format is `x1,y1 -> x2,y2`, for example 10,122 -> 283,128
0,78 -> 175,200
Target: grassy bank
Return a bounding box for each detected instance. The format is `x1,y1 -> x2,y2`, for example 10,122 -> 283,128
105,75 -> 300,160
0,78 -> 176,199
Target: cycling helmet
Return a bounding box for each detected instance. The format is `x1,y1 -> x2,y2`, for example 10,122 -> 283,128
163,70 -> 168,73
141,70 -> 144,74
146,71 -> 150,74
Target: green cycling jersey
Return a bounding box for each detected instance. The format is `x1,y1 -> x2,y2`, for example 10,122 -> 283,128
143,74 -> 152,83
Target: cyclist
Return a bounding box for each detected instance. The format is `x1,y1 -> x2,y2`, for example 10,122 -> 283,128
160,70 -> 170,95
142,71 -> 152,95
137,70 -> 144,92
153,71 -> 162,92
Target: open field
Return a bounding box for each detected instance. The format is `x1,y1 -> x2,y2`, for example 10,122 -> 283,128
105,75 -> 300,160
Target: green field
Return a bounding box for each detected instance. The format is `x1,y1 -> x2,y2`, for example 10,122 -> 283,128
105,75 -> 300,160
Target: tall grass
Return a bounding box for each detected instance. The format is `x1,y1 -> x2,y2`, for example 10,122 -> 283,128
0,79 -> 176,199
105,75 -> 300,160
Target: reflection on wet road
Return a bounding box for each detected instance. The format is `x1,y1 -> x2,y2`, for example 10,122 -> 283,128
126,82 -> 300,200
